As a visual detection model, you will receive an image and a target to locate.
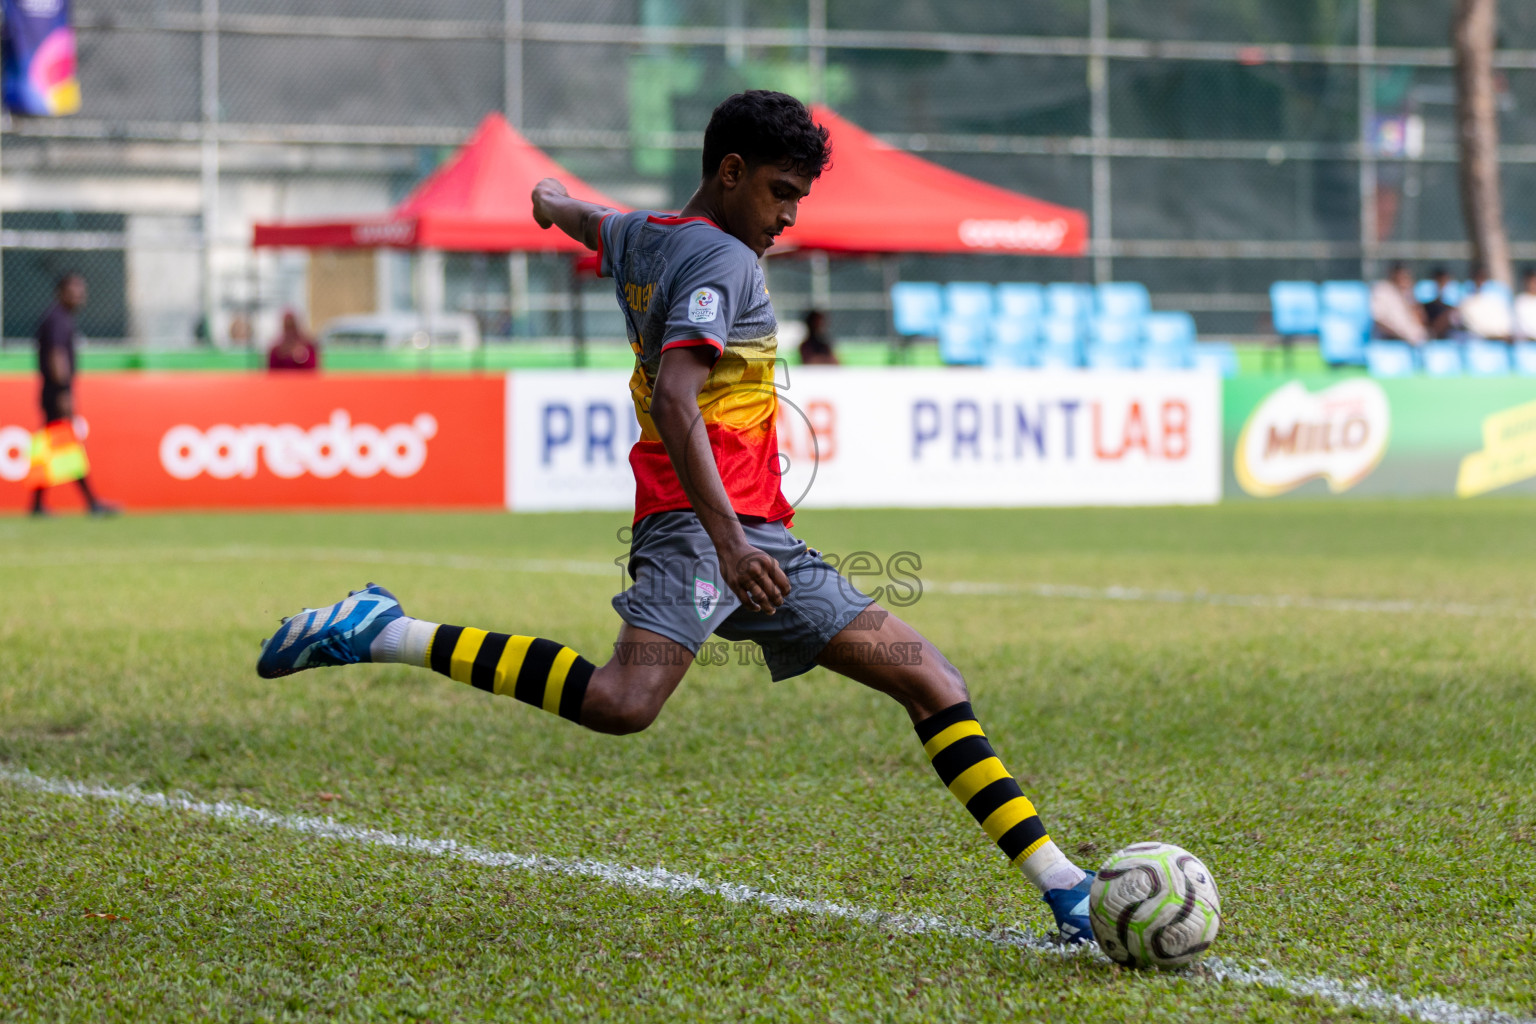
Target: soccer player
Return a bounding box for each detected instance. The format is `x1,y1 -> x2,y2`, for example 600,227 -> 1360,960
257,91 -> 1095,944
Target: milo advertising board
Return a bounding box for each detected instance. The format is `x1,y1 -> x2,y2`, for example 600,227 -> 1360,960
1225,374 -> 1536,499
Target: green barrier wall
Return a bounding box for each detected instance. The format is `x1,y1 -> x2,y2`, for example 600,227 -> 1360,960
1224,374 -> 1536,499
0,340 -> 945,374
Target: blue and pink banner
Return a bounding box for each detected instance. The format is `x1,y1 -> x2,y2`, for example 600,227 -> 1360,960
2,0 -> 79,117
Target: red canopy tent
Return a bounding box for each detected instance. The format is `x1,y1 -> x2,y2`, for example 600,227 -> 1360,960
252,112 -> 626,252
777,106 -> 1087,257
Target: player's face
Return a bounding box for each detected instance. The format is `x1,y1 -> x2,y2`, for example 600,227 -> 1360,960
722,158 -> 813,257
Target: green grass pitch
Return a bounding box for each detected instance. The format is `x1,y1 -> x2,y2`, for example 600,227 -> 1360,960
2,501 -> 1535,1023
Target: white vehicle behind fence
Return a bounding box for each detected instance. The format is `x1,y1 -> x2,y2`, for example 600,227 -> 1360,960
318,313 -> 481,350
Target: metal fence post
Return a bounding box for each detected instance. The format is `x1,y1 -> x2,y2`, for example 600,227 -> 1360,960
201,0 -> 220,349
808,0 -> 826,106
1089,0 -> 1112,286
1359,0 -> 1379,283
504,0 -> 523,128
506,0 -> 528,341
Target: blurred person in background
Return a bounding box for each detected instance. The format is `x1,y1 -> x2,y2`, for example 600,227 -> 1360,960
1370,262 -> 1428,344
1422,266 -> 1459,339
1458,264 -> 1514,342
1514,268 -> 1536,341
31,272 -> 117,517
798,309 -> 840,365
228,313 -> 253,348
267,310 -> 320,371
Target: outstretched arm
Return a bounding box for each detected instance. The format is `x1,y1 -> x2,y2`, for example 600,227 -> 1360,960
531,177 -> 613,251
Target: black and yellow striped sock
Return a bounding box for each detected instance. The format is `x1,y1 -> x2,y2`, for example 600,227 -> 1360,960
916,700 -> 1078,891
424,624 -> 594,724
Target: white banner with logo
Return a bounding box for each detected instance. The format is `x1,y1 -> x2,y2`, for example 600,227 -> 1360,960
504,367 -> 1222,511
506,370 -> 642,511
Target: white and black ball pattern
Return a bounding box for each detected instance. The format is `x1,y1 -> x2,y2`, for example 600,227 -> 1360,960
1087,842 -> 1221,969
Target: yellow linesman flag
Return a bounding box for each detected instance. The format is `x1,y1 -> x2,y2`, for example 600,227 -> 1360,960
25,419 -> 90,488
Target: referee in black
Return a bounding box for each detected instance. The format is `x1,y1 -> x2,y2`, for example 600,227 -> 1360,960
31,272 -> 116,516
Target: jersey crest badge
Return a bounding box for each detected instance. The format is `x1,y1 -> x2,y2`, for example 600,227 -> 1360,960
688,288 -> 720,323
694,577 -> 720,620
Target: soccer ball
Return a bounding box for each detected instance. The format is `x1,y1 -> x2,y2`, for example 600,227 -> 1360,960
1087,842 -> 1221,969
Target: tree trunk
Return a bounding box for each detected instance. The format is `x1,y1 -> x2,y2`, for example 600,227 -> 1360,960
1453,0 -> 1512,286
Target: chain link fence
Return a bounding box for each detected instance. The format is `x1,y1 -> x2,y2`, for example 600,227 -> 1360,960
3,0 -> 1536,350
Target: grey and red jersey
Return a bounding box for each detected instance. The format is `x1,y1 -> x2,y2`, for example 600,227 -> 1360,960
598,212 -> 777,370
597,211 -> 791,524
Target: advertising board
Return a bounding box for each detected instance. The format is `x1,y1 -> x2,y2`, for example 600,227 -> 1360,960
507,367 -> 1223,512
4,368 -> 1226,513
1224,375 -> 1536,499
0,374 -> 505,510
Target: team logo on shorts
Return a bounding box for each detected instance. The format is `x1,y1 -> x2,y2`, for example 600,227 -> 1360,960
694,577 -> 720,620
688,288 -> 720,323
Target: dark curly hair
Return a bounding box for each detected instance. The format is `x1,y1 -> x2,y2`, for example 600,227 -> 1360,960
701,91 -> 831,181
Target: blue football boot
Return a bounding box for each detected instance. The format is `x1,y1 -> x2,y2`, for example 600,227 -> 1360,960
257,583 -> 403,679
1042,870 -> 1097,946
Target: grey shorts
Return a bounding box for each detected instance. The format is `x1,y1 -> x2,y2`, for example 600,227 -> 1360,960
612,510 -> 875,681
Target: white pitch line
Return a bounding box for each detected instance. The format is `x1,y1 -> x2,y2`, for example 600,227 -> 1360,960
0,545 -> 620,577
0,767 -> 1528,1024
926,580 -> 1536,621
5,544 -> 1536,622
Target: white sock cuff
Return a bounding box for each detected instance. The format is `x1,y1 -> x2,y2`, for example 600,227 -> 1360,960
399,618 -> 440,667
370,617 -> 441,666
1020,839 -> 1088,892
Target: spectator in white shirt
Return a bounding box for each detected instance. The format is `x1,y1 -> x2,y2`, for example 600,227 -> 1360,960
1514,268 -> 1536,341
1370,263 -> 1428,344
1459,264 -> 1514,342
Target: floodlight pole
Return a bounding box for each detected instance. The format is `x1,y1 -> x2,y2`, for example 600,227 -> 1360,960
1089,0 -> 1112,285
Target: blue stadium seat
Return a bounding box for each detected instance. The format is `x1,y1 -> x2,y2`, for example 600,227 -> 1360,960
1086,345 -> 1139,370
1270,281 -> 1320,336
945,281 -> 995,322
1321,280 -> 1371,331
1422,341 -> 1464,377
891,282 -> 943,337
1514,342 -> 1536,376
1318,312 -> 1367,366
1142,311 -> 1196,354
1090,315 -> 1140,351
1481,280 -> 1515,304
1140,346 -> 1192,370
1097,282 -> 1151,321
1045,282 -> 1093,322
1414,279 -> 1466,306
1466,339 -> 1512,376
986,317 -> 1038,367
1037,318 -> 1080,368
995,283 -> 1044,322
1192,343 -> 1239,377
938,316 -> 988,364
1365,341 -> 1415,378
1086,315 -> 1141,369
